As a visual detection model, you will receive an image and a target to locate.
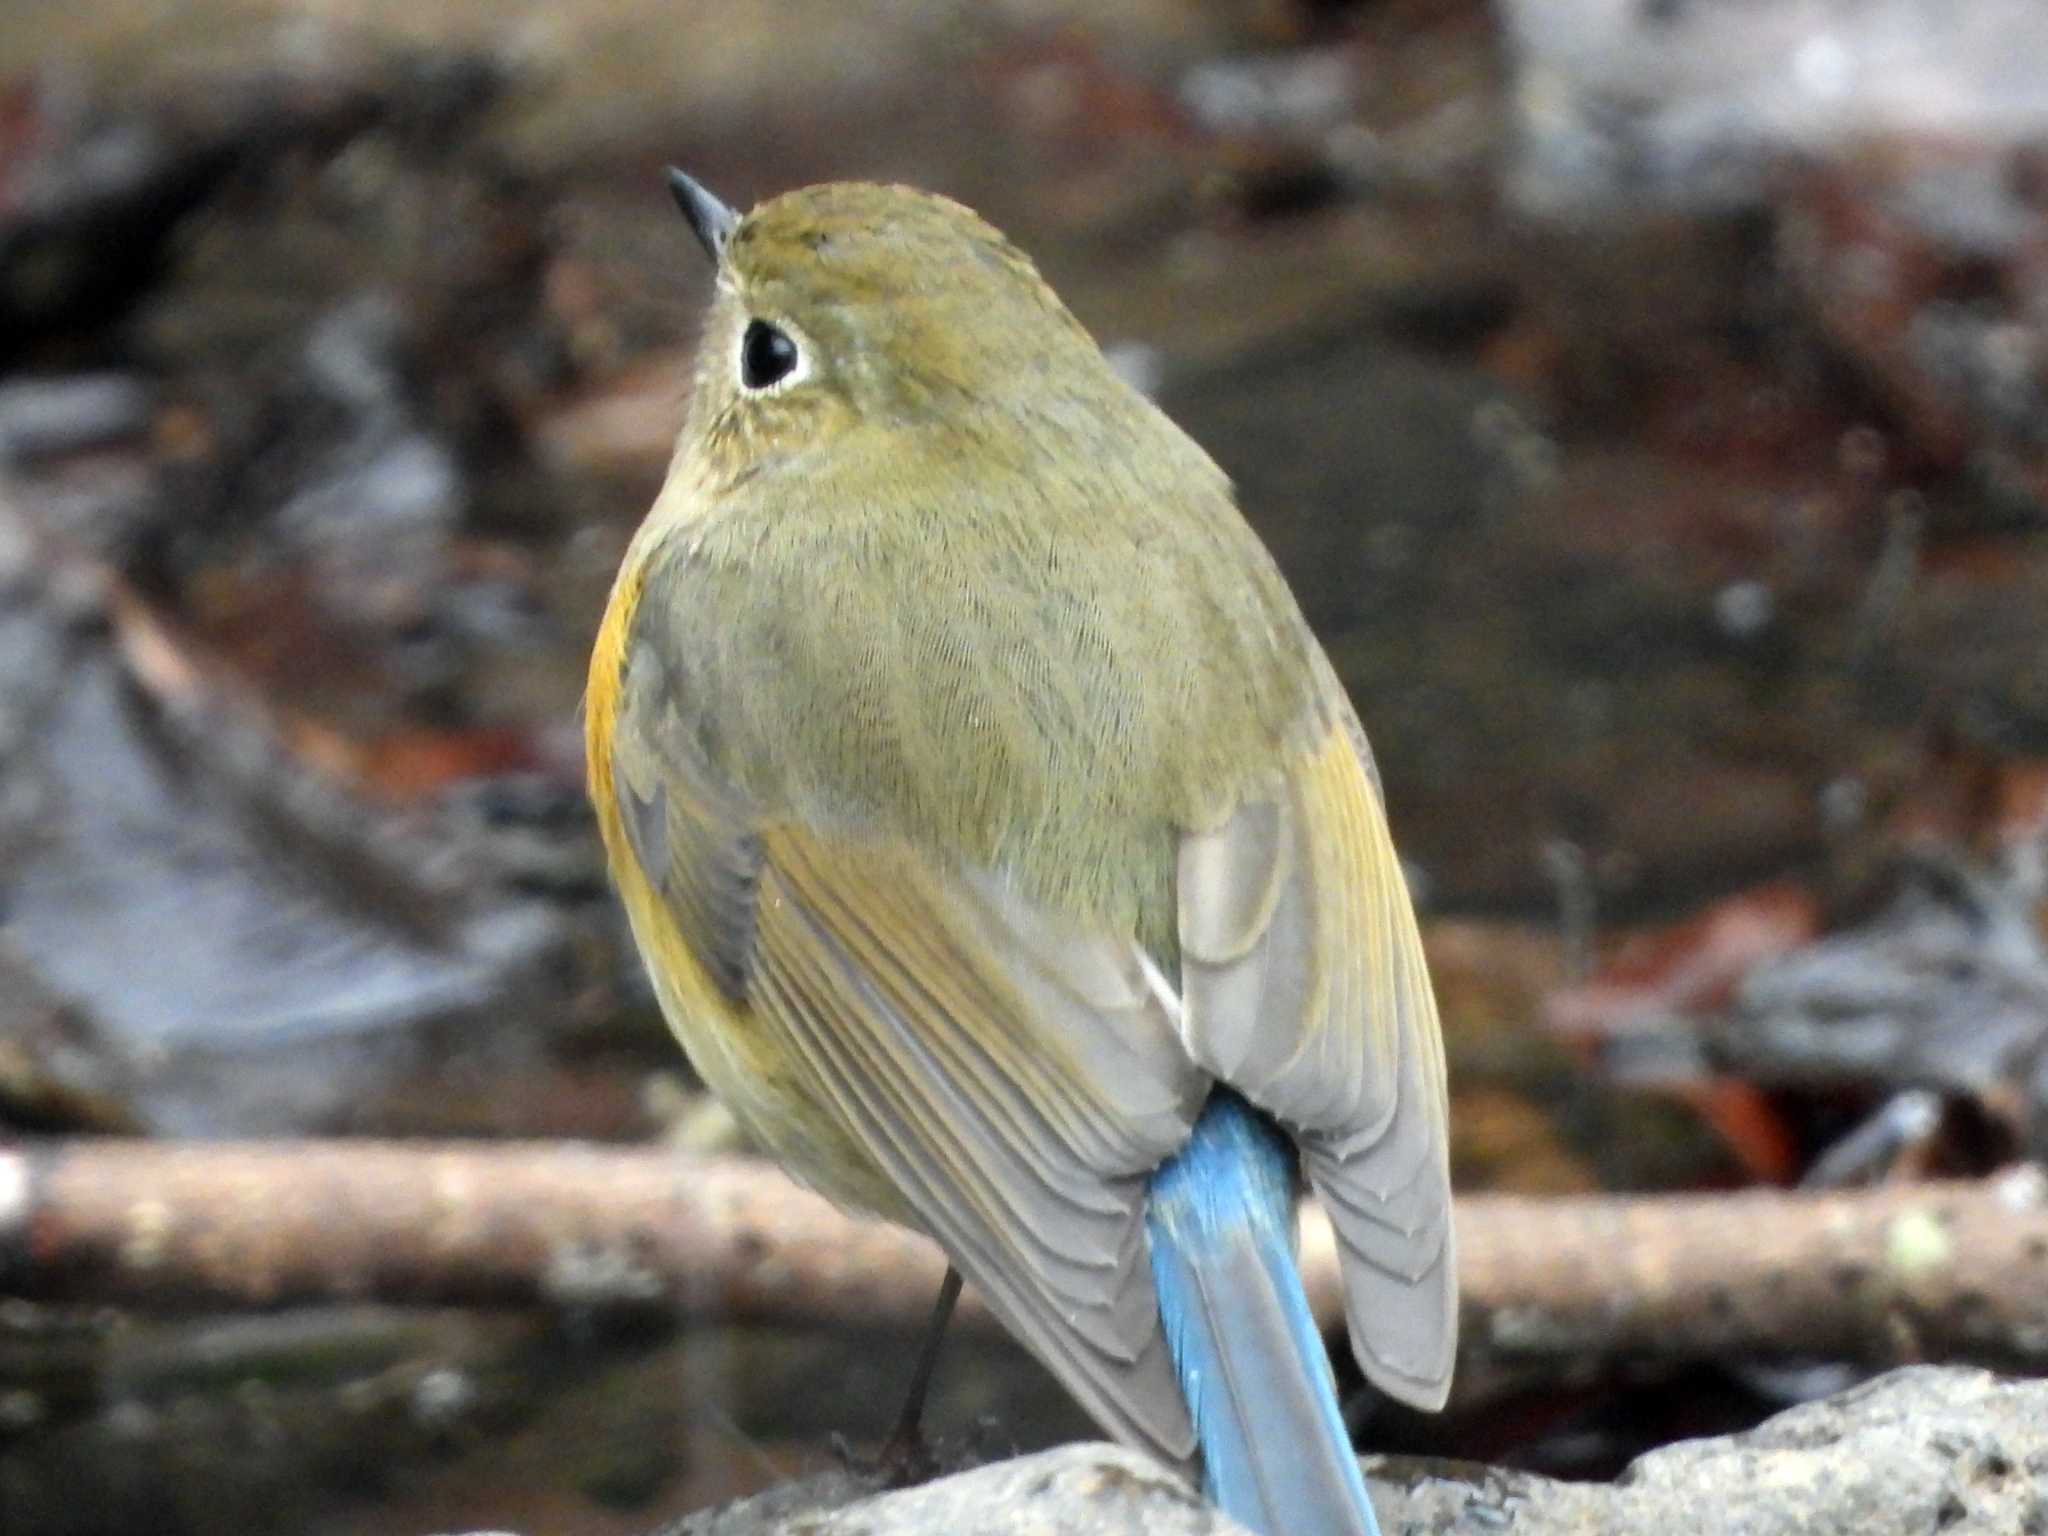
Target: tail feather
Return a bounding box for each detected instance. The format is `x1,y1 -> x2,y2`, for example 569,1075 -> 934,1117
1146,1093 -> 1381,1536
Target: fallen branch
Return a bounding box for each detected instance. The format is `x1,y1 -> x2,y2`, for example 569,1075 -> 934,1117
4,1141 -> 2046,1373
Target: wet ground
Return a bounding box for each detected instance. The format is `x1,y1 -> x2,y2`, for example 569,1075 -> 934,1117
4,1 -> 2048,1531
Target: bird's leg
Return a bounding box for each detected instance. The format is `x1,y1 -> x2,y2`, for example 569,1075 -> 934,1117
873,1265 -> 963,1486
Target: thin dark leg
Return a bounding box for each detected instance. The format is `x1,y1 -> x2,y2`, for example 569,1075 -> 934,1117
876,1266 -> 963,1485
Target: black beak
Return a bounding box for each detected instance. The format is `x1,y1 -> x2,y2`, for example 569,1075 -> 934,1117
665,167 -> 738,263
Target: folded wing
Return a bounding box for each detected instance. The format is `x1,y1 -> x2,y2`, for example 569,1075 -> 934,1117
1176,673 -> 1456,1409
609,653 -> 1209,1463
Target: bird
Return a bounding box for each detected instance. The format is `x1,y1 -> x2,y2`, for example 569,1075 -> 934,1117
585,168 -> 1456,1536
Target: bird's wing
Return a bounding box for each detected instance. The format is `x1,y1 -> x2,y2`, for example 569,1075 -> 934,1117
1175,657 -> 1456,1409
608,649 -> 1208,1464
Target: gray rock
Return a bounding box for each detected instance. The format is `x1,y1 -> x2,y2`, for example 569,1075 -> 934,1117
1369,1365 -> 2048,1534
663,1445 -> 1248,1536
1616,1366 -> 2046,1534
651,1367 -> 2048,1535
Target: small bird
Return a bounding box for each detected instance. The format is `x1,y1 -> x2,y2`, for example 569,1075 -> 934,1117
587,170 -> 1455,1536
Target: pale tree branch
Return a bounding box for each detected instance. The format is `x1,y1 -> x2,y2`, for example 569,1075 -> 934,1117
3,1141 -> 2046,1375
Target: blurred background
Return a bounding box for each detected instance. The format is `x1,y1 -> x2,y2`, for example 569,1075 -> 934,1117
4,0 -> 2048,1531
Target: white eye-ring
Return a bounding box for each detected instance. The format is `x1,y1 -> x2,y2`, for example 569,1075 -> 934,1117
737,317 -> 809,393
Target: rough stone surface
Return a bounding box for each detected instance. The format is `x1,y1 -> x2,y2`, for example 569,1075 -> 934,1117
1371,1365 -> 2048,1534
1606,1366 -> 2048,1536
661,1445 -> 1249,1536
649,1367 -> 2048,1534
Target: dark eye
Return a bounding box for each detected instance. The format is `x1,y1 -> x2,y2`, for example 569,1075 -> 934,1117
740,319 -> 800,390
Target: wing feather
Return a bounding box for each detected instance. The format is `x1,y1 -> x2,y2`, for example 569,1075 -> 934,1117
750,828 -> 1203,1454
609,630 -> 1207,1462
1177,682 -> 1457,1410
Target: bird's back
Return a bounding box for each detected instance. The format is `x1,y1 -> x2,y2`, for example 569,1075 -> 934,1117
632,405 -> 1318,970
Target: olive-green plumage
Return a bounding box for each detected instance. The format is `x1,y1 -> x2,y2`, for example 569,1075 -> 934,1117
588,179 -> 1455,1474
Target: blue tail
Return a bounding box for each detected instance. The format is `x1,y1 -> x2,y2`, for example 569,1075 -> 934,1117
1146,1092 -> 1381,1536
